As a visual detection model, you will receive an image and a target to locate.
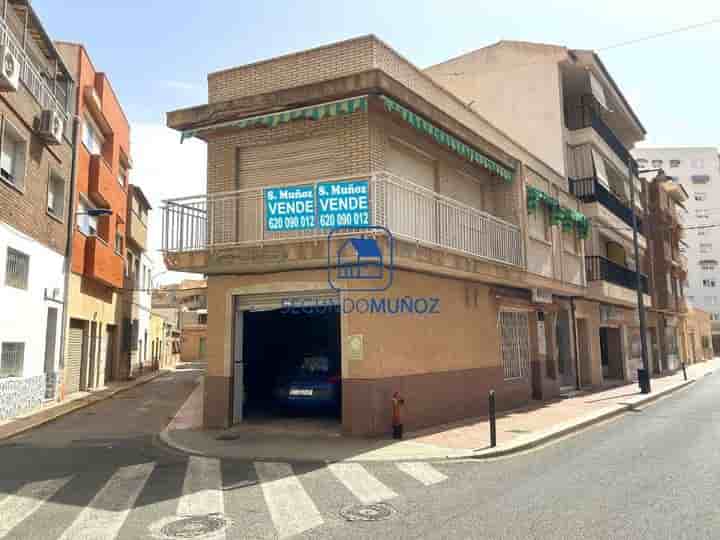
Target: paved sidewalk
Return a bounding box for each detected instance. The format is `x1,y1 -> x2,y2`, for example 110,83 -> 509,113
160,359 -> 717,463
0,368 -> 170,441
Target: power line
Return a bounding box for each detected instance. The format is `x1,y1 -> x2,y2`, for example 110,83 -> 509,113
598,16 -> 720,51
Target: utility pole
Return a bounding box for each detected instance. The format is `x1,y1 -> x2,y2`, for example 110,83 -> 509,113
629,156 -> 651,393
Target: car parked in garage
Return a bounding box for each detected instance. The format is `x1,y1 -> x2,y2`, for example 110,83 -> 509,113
273,354 -> 341,413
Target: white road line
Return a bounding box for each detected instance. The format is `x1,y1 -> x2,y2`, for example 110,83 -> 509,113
254,462 -> 324,539
58,463 -> 154,540
328,463 -> 398,504
177,456 -> 224,518
396,462 -> 448,486
0,476 -> 72,538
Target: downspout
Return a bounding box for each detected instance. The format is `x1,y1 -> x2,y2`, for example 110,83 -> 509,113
57,113 -> 81,400
570,297 -> 581,390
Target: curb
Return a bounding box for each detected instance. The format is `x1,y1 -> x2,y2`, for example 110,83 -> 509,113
468,378 -> 696,460
0,369 -> 169,442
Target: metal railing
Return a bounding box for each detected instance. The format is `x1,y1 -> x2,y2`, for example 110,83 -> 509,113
0,16 -> 68,118
161,171 -> 524,268
585,255 -> 648,294
566,95 -> 636,170
569,176 -> 643,233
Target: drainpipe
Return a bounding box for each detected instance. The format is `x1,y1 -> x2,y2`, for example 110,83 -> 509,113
57,113 -> 81,400
570,297 -> 581,390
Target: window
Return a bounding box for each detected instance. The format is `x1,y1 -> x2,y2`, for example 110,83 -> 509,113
81,115 -> 103,155
670,160 -> 681,168
5,247 -> 29,290
695,192 -> 707,202
699,230 -> 706,236
47,173 -> 65,218
636,158 -> 648,167
115,231 -> 123,255
0,342 -> 24,378
499,310 -> 530,379
706,296 -> 718,305
76,197 -> 98,236
0,120 -> 27,189
700,243 -> 712,254
712,313 -> 720,321
198,313 -> 208,325
692,159 -> 704,169
118,166 -> 127,188
651,159 -> 663,168
696,209 -> 709,220
700,261 -> 718,271
529,204 -> 550,242
692,175 -> 710,184
563,227 -> 578,254
702,278 -> 716,288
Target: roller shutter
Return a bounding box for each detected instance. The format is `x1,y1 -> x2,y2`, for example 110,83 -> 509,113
234,290 -> 340,312
65,320 -> 84,395
386,141 -> 436,190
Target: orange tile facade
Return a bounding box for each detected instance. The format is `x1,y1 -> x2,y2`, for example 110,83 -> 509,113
68,45 -> 130,289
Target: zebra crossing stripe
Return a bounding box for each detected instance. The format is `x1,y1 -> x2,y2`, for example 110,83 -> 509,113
396,462 -> 448,486
328,463 -> 398,504
177,456 -> 225,518
254,462 -> 324,539
0,476 -> 72,539
58,463 -> 154,540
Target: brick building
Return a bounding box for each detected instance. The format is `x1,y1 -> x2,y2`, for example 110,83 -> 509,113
0,1 -> 74,420
55,42 -> 132,394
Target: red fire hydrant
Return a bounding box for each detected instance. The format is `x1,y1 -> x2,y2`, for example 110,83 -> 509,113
392,392 -> 405,439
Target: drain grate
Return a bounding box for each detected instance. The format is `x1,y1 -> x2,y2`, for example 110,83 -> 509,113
340,502 -> 396,522
150,514 -> 231,539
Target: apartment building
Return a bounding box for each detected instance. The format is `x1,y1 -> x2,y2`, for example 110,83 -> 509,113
426,40 -> 668,382
633,147 -> 720,348
117,184 -> 153,378
152,280 -> 206,363
55,42 -> 132,394
0,1 -> 74,420
162,36 -> 592,436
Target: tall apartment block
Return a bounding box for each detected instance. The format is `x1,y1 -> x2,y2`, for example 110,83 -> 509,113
0,1 -> 74,420
633,147 -> 720,348
55,42 -> 132,394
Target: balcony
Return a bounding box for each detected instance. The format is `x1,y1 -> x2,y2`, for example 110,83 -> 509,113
161,171 -> 524,271
127,209 -> 147,250
569,176 -> 643,233
586,255 -> 648,294
84,235 -> 123,288
566,96 -> 636,170
88,155 -> 119,209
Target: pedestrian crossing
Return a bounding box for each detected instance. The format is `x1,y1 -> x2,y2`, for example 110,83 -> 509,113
0,458 -> 450,539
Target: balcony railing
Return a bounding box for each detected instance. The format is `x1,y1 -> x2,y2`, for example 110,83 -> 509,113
0,16 -> 68,118
569,176 -> 643,232
566,95 -> 636,170
585,255 -> 648,294
161,171 -> 524,268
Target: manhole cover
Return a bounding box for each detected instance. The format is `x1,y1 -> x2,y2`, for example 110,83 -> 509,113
149,514 -> 231,539
340,502 -> 396,522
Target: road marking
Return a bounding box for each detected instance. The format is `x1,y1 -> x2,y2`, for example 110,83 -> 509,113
0,476 -> 72,538
254,462 -> 323,539
396,462 -> 448,486
328,463 -> 398,504
177,456 -> 224,518
58,463 -> 154,540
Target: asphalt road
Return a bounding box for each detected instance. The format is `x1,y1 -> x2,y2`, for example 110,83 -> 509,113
0,365 -> 718,539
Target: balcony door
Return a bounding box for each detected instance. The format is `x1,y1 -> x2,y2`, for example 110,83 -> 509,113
605,240 -> 626,267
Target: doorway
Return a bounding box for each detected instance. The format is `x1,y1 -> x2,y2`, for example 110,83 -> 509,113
577,318 -> 592,386
600,327 -> 624,380
556,310 -> 575,388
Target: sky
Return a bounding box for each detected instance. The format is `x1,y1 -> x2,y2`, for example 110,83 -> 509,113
31,0 -> 719,283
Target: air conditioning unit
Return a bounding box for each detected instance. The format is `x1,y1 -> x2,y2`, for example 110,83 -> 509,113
38,109 -> 64,145
0,44 -> 20,92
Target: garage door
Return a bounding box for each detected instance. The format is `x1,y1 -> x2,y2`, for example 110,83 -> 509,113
65,320 -> 84,395
234,290 -> 340,312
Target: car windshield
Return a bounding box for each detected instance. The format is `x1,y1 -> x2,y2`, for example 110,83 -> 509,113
297,355 -> 330,375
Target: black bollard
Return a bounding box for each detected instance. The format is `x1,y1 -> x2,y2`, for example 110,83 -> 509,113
489,390 -> 497,448
682,361 -> 687,381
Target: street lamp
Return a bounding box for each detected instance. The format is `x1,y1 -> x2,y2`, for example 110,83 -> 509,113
631,164 -> 665,394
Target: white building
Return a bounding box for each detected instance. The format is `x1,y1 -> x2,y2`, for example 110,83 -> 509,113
633,147 -> 720,336
0,224 -> 65,420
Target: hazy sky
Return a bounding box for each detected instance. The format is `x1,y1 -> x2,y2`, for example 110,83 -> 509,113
31,0 -> 719,282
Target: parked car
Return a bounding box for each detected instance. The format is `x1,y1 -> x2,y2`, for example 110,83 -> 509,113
273,354 -> 341,413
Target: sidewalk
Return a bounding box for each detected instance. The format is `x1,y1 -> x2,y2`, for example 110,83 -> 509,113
160,359 -> 718,463
0,368 -> 169,441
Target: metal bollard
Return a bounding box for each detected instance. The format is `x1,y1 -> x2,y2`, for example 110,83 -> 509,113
489,390 -> 497,448
682,361 -> 687,381
392,392 -> 405,440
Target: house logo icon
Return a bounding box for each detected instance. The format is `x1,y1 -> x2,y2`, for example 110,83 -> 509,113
328,226 -> 393,291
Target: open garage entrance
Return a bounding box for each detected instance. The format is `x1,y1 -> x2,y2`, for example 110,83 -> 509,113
232,292 -> 342,433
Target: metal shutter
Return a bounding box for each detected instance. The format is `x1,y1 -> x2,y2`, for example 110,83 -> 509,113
65,320 -> 84,394
386,141 -> 436,190
234,290 -> 340,312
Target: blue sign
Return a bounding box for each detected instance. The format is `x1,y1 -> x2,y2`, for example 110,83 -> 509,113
264,185 -> 315,231
317,180 -> 370,229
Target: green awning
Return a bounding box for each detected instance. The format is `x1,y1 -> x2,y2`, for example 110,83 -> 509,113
380,96 -> 514,183
180,96 -> 368,142
527,185 -> 590,239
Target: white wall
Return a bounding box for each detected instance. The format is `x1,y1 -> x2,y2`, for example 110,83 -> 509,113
0,223 -> 65,379
134,252 -> 154,368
